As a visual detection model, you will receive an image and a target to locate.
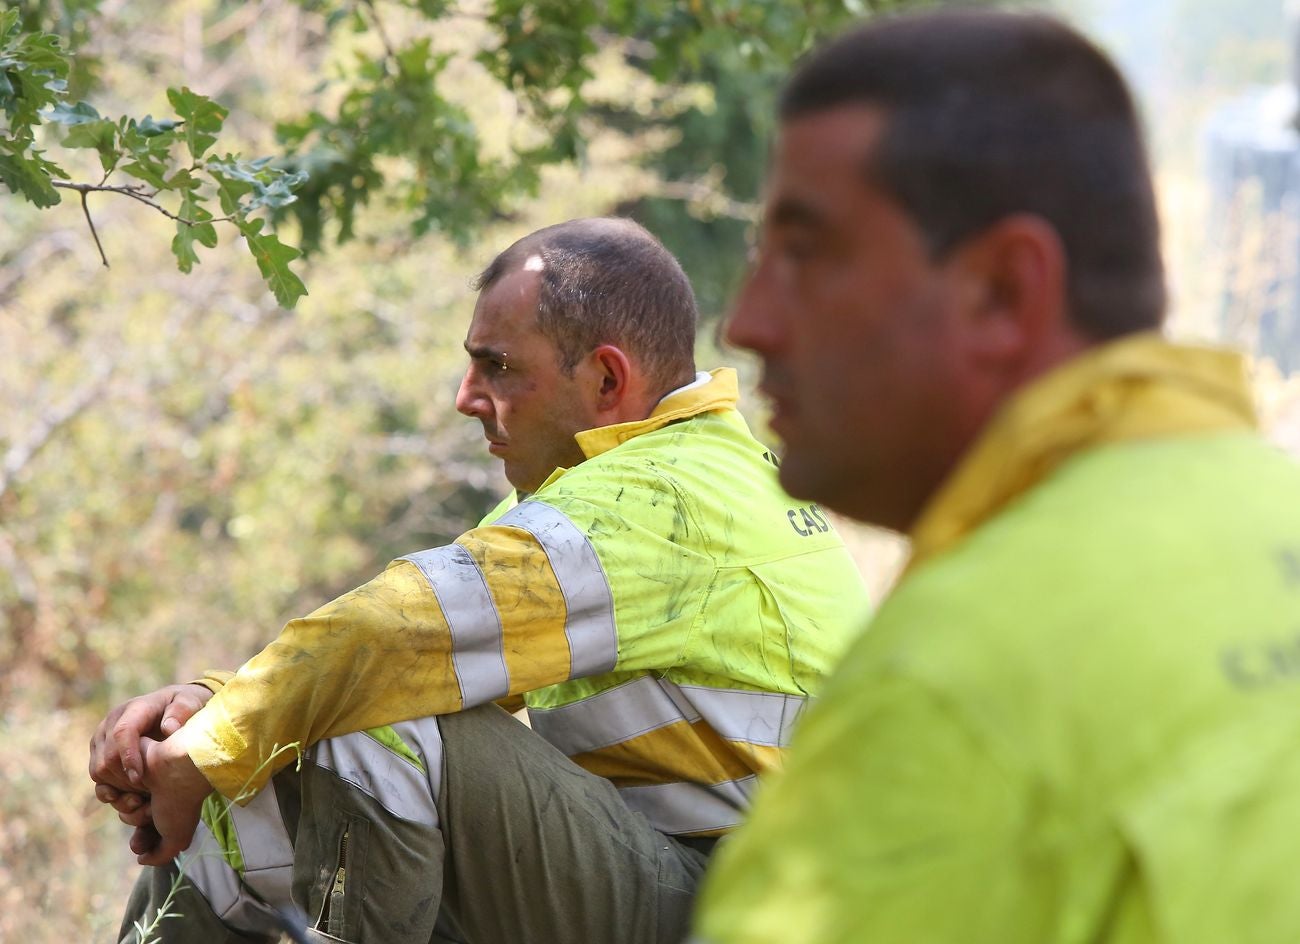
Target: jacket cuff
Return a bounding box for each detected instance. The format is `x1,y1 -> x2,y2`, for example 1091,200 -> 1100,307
188,669 -> 235,695
184,699 -> 257,802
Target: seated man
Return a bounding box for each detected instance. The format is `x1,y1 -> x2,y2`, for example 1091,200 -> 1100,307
92,217 -> 868,943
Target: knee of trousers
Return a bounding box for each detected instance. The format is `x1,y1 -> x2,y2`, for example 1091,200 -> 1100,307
432,701 -> 549,763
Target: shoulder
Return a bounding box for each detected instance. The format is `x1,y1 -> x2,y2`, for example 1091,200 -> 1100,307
858,431 -> 1300,745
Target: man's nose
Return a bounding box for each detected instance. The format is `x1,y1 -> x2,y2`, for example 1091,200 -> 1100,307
455,369 -> 488,418
724,265 -> 783,355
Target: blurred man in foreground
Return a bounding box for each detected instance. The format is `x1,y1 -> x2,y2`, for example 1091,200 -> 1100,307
694,10 -> 1300,943
91,217 -> 867,943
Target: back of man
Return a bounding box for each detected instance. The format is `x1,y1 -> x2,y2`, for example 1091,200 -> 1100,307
474,369 -> 858,835
919,425 -> 1300,942
732,421 -> 1300,942
692,10 -> 1300,943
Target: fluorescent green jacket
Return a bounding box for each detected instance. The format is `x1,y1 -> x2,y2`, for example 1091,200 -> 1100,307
186,369 -> 868,836
695,338 -> 1300,941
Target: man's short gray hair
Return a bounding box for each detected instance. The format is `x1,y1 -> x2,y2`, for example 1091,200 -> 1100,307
474,218 -> 698,394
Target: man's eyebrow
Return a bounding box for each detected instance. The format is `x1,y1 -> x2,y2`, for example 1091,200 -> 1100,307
463,341 -> 506,359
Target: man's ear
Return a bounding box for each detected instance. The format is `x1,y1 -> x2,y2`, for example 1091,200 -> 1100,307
590,344 -> 633,412
952,214 -> 1068,369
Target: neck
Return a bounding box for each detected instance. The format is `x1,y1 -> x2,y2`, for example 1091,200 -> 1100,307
628,366 -> 701,422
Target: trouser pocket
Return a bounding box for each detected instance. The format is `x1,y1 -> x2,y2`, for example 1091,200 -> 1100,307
294,752 -> 445,944
313,814 -> 369,942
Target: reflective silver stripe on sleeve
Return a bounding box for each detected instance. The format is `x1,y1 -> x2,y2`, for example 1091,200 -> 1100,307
181,821 -> 286,934
401,544 -> 510,705
528,677 -> 806,755
311,718 -> 443,828
390,717 -> 446,805
229,782 -> 296,907
188,782 -> 295,933
617,775 -> 759,835
496,501 -> 618,678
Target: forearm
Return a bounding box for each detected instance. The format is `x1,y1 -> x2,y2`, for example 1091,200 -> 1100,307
185,563 -> 464,798
184,526 -> 606,799
189,642 -> 462,796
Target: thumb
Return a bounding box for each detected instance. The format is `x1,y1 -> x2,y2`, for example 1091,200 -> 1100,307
160,689 -> 206,736
130,823 -> 161,858
138,735 -> 160,768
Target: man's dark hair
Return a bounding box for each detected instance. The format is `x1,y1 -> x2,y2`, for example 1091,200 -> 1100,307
781,10 -> 1165,339
474,218 -> 698,393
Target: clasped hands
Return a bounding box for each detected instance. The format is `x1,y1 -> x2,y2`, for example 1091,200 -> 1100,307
88,683 -> 217,866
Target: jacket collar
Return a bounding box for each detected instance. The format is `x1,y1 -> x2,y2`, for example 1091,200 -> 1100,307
574,368 -> 739,460
905,333 -> 1257,575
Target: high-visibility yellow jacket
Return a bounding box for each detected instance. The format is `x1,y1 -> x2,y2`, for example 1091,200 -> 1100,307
186,369 -> 868,836
694,336 -> 1300,941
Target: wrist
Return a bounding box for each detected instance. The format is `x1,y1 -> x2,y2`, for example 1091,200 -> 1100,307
147,728 -> 212,798
182,681 -> 216,700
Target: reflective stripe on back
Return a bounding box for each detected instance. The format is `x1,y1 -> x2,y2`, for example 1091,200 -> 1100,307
402,544 -> 510,704
617,775 -> 758,835
529,675 -> 692,754
679,685 -> 806,748
529,676 -> 807,755
497,501 -> 618,678
529,677 -> 801,835
390,717 -> 444,795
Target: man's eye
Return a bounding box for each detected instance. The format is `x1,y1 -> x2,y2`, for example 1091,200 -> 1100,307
781,239 -> 817,262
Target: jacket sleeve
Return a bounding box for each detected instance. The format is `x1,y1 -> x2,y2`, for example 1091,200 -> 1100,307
184,507 -> 623,799
191,669 -> 234,694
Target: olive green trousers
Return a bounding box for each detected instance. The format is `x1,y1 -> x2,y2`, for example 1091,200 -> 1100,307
118,705 -> 714,944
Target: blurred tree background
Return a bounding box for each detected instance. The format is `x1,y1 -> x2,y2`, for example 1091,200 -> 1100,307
2,0 -> 1297,940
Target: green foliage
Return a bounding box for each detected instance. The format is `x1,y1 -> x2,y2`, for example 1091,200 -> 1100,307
591,2 -> 851,316
597,0 -> 985,316
0,12 -> 308,306
276,33 -> 530,251
3,0 -> 959,312
169,86 -> 228,162
236,217 -> 308,309
477,0 -> 598,150
0,7 -> 69,206
263,0 -> 882,309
